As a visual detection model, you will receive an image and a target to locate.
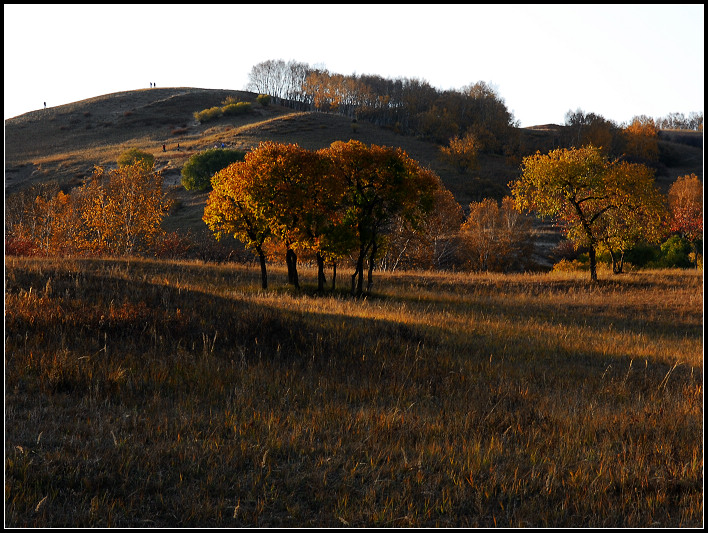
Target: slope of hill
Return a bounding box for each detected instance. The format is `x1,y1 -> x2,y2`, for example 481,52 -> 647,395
5,87 -> 703,253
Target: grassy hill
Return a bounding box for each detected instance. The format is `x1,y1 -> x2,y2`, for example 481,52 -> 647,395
4,91 -> 703,527
4,87 -> 703,251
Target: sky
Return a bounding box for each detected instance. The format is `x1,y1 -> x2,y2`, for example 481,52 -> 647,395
3,4 -> 704,127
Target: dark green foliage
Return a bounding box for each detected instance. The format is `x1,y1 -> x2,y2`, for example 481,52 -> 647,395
181,148 -> 246,191
656,235 -> 694,268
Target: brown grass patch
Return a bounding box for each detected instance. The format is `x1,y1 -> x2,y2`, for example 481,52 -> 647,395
5,257 -> 703,527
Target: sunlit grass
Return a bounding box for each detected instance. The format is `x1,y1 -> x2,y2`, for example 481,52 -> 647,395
5,257 -> 703,527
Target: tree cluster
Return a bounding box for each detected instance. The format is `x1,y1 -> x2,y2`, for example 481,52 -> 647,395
181,148 -> 246,191
246,60 -> 517,152
203,140 -> 452,295
5,161 -> 169,258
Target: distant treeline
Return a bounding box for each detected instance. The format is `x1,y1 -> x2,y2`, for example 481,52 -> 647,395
246,59 -> 517,153
246,59 -> 703,157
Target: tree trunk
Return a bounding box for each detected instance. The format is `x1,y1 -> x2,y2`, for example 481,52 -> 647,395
367,240 -> 378,293
352,246 -> 367,297
286,247 -> 299,289
610,249 -> 625,274
257,248 -> 268,289
316,252 -> 326,292
588,246 -> 598,282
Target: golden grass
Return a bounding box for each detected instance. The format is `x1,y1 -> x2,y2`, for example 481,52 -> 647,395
4,257 -> 703,527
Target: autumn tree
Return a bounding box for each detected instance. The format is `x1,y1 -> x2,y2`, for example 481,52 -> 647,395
668,173 -> 703,266
77,163 -> 169,256
458,197 -> 535,272
204,161 -> 272,288
510,145 -> 663,282
594,162 -> 667,273
379,180 -> 463,271
323,140 -> 440,296
439,132 -> 479,173
621,115 -> 659,163
6,163 -> 168,257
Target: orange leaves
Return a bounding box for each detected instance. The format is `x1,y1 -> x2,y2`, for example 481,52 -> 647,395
668,174 -> 703,242
204,140 -> 452,293
622,116 -> 659,162
6,163 -> 168,258
78,164 -> 168,256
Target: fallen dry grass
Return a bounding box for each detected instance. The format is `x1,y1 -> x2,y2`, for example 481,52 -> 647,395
4,257 -> 703,527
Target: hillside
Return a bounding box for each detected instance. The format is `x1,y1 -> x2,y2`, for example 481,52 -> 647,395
5,87 -> 703,251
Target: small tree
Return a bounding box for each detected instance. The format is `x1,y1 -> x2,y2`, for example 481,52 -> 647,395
181,148 -> 246,191
458,197 -> 535,272
668,174 -> 703,267
323,140 -> 440,296
439,132 -> 479,173
204,161 -> 271,288
77,163 -> 168,256
510,145 -> 663,282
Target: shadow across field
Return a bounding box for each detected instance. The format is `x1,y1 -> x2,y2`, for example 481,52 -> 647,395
6,261 -> 699,401
4,258 -> 703,527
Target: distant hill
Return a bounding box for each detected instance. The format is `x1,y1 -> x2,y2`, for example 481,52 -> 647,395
5,87 -> 703,243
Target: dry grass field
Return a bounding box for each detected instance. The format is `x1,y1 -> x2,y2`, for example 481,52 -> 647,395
4,256 -> 703,527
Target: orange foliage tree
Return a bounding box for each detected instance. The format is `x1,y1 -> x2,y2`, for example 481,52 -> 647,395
76,164 -> 169,256
204,140 -> 449,294
204,159 -> 273,288
668,174 -> 703,266
439,132 -> 479,173
5,162 -> 168,258
621,115 -> 659,163
322,140 -> 441,295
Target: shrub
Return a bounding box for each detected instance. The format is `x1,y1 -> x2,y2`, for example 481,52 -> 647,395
222,102 -> 252,116
257,94 -> 271,106
193,106 -> 223,123
657,235 -> 694,268
117,148 -> 154,171
181,148 -> 246,191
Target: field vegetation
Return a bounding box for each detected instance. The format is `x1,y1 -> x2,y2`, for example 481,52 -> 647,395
4,76 -> 703,527
5,256 -> 703,527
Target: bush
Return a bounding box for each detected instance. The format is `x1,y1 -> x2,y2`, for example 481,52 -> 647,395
656,235 -> 693,268
623,243 -> 661,268
181,148 -> 246,191
257,94 -> 271,107
117,148 -> 154,171
193,106 -> 223,123
222,102 -> 252,116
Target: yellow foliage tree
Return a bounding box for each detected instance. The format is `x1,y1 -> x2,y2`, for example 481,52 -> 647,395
622,115 -> 659,162
76,163 -> 169,256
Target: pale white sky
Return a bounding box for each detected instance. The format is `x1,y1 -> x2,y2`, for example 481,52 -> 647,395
3,4 -> 704,127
